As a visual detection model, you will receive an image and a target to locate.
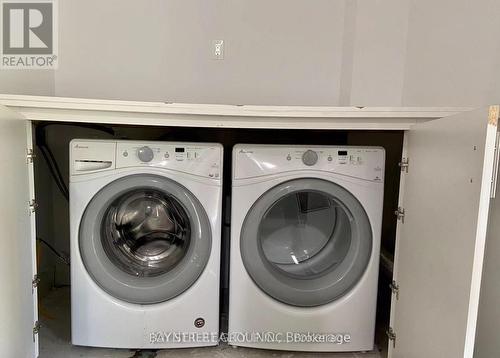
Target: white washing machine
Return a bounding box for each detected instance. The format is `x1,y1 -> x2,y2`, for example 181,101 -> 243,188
229,144 -> 385,352
70,139 -> 222,349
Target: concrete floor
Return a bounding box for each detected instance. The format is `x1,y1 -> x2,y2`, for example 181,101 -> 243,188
39,287 -> 382,358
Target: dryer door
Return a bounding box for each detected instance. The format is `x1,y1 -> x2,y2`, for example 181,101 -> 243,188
79,174 -> 212,304
240,178 -> 372,307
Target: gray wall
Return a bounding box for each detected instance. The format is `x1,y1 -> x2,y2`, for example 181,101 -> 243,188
0,70 -> 54,96
1,0 -> 500,106
346,0 -> 410,106
55,0 -> 347,105
401,0 -> 500,106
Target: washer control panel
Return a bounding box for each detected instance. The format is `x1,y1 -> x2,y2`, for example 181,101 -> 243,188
234,145 -> 385,182
70,140 -> 222,180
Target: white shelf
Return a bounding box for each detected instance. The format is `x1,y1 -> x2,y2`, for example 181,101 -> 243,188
0,94 -> 473,130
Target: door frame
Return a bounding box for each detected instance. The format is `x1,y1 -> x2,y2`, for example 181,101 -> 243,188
0,95 -> 496,358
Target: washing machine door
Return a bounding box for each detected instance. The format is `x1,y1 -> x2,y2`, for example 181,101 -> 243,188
240,178 -> 372,307
79,174 -> 211,304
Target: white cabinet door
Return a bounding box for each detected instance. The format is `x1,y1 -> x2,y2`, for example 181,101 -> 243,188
0,106 -> 38,357
389,106 -> 499,358
474,191 -> 500,357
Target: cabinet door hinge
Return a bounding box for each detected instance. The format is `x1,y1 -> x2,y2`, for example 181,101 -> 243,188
32,321 -> 40,342
394,207 -> 405,223
32,274 -> 40,291
386,327 -> 396,348
29,199 -> 38,214
389,280 -> 400,300
399,158 -> 409,173
26,148 -> 36,164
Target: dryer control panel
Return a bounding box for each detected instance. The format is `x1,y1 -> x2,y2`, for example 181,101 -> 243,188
233,145 -> 385,182
70,139 -> 222,179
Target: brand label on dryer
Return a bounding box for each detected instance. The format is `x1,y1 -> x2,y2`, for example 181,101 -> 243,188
149,331 -> 219,344
148,331 -> 353,345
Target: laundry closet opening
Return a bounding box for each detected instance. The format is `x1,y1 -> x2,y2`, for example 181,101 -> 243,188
32,121 -> 403,357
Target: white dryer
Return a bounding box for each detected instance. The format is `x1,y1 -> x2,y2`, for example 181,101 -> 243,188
70,140 -> 222,349
229,144 -> 385,352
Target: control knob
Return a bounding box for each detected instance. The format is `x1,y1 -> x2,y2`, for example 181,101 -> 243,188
137,146 -> 154,162
302,150 -> 318,166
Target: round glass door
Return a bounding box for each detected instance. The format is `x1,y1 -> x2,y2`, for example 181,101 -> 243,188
79,174 -> 211,304
260,191 -> 351,278
240,178 -> 372,307
101,189 -> 191,278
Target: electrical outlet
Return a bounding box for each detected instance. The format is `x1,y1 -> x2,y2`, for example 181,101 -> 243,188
212,40 -> 224,60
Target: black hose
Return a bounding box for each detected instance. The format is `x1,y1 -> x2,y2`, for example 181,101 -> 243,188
38,145 -> 69,200
35,122 -> 116,201
36,122 -> 115,136
37,237 -> 70,266
45,143 -> 67,188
